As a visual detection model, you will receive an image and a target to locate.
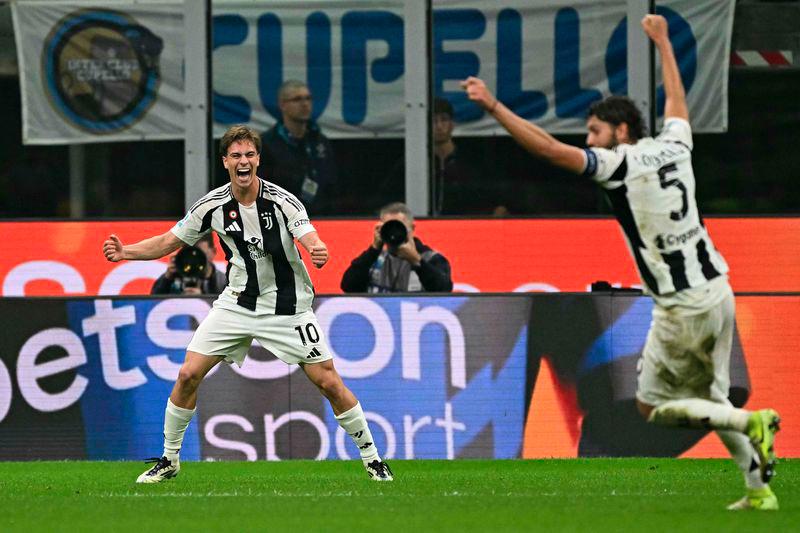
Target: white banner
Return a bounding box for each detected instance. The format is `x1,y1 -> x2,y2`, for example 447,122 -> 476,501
13,0 -> 734,144
12,0 -> 186,144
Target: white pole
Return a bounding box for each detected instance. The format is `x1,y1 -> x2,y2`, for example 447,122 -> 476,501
68,145 -> 85,218
183,0 -> 212,209
626,0 -> 655,134
403,0 -> 431,215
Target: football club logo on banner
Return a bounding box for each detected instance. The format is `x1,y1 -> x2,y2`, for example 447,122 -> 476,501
40,8 -> 164,134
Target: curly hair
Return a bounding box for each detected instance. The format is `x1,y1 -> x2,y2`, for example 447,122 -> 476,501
588,96 -> 646,142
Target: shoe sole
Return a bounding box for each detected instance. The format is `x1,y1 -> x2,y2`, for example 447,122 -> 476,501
136,470 -> 179,484
727,499 -> 779,511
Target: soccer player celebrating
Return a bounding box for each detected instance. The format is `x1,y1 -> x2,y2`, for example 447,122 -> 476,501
103,125 -> 393,483
463,15 -> 779,510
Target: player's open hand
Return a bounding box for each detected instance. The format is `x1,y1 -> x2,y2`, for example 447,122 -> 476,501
103,234 -> 125,262
641,15 -> 668,44
461,76 -> 498,113
310,243 -> 328,269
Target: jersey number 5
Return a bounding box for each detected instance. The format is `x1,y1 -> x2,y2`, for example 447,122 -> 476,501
658,162 -> 688,221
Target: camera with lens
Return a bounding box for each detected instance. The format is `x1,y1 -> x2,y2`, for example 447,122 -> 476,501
379,219 -> 408,251
173,245 -> 207,290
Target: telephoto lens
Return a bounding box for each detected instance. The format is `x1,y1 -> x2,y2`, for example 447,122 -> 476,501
379,219 -> 408,249
174,246 -> 206,278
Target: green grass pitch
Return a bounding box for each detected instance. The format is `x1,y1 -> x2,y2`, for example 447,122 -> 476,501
0,459 -> 796,532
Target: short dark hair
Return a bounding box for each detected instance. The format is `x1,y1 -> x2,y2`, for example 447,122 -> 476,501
588,96 -> 646,141
278,79 -> 309,101
379,202 -> 414,223
220,125 -> 261,157
433,97 -> 454,119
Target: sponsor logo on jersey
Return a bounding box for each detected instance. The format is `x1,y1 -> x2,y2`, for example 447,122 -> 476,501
247,236 -> 266,260
654,225 -> 703,250
41,8 -> 164,134
224,221 -> 241,233
293,219 -> 310,228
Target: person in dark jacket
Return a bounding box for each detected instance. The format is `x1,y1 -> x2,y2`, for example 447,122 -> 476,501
151,233 -> 226,295
341,202 -> 453,293
257,80 -> 338,213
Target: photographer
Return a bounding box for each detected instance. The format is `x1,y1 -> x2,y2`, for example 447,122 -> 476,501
151,234 -> 227,295
341,202 -> 453,293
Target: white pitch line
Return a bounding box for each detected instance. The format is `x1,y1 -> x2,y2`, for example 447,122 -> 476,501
99,491 -> 365,498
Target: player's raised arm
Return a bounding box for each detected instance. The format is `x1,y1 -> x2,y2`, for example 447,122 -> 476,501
461,76 -> 586,175
103,230 -> 184,262
642,15 -> 688,121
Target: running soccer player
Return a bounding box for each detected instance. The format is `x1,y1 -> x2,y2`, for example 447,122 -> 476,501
103,125 -> 393,483
463,15 -> 779,510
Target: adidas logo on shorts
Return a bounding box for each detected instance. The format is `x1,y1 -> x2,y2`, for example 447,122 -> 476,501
306,347 -> 322,359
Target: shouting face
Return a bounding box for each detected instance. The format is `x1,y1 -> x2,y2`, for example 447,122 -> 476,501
222,140 -> 260,190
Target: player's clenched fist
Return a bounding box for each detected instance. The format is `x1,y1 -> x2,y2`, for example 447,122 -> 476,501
310,243 -> 328,268
460,76 -> 498,113
103,234 -> 125,262
641,14 -> 668,44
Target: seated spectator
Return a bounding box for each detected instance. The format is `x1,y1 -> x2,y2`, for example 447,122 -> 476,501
383,97 -> 501,215
341,202 -> 453,293
151,234 -> 226,295
257,80 -> 338,213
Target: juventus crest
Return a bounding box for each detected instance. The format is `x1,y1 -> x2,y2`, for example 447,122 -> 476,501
260,209 -> 273,230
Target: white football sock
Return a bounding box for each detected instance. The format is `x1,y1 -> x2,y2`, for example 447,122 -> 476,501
648,398 -> 750,432
163,399 -> 196,460
717,430 -> 766,490
335,402 -> 380,464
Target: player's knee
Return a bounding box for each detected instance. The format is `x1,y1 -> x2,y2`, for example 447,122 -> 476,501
176,366 -> 203,391
316,377 -> 339,398
316,374 -> 344,400
636,399 -> 655,421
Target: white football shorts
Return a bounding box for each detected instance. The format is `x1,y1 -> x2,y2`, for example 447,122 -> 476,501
636,287 -> 735,406
187,294 -> 332,367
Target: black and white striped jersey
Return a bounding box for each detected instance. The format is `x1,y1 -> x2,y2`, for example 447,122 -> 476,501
171,179 -> 316,314
582,117 -> 729,304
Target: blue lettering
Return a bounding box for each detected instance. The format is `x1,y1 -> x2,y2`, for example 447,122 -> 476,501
496,9 -> 547,120
554,8 -> 602,118
257,13 -> 282,120
433,9 -> 486,122
341,11 -> 404,125
306,12 -> 332,121
605,17 -> 627,97
212,14 -> 251,124
605,6 -> 697,117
